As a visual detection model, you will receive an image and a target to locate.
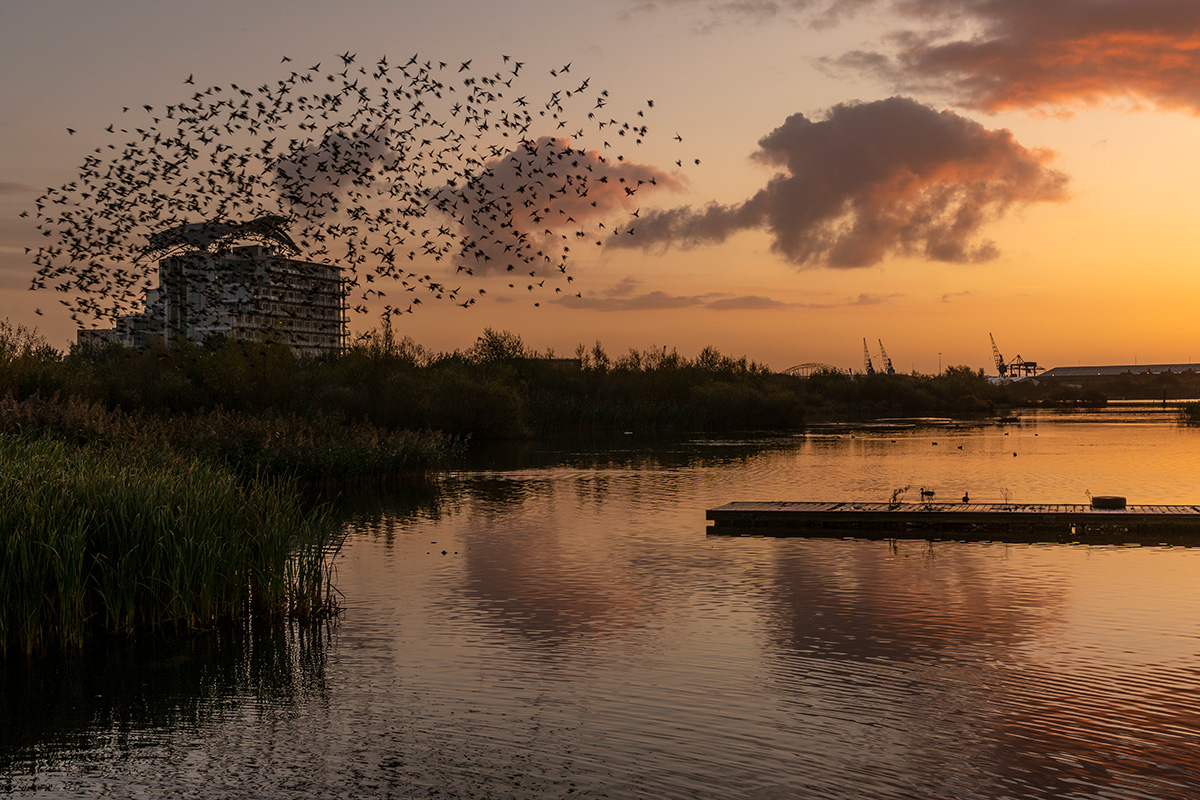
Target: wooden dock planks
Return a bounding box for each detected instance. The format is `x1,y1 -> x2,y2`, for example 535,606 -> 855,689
706,501 -> 1200,544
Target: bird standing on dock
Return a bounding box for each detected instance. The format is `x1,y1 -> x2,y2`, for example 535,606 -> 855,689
962,492 -> 969,503
920,487 -> 935,501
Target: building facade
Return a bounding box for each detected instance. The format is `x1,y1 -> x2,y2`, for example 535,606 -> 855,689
81,245 -> 348,357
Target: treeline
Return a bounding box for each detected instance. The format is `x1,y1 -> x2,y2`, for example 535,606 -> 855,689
796,365 -> 1011,419
1,320 -> 1023,444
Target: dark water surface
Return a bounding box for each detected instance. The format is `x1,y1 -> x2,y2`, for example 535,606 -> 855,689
5,408 -> 1200,798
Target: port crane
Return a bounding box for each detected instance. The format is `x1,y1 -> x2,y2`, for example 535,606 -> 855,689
863,338 -> 875,375
990,333 -> 1008,377
878,339 -> 896,375
990,333 -> 1041,378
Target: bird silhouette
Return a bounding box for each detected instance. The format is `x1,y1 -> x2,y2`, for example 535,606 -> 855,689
28,51 -> 692,332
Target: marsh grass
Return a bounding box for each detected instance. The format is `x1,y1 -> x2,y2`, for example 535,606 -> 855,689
0,435 -> 342,655
0,394 -> 461,486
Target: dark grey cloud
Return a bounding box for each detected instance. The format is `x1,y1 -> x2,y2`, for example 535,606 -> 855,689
611,97 -> 1067,268
556,277 -> 899,311
705,295 -> 789,310
624,0 -> 876,29
448,136 -> 681,276
558,289 -> 708,311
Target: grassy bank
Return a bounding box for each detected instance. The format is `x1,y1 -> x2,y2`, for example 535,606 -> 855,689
0,435 -> 340,655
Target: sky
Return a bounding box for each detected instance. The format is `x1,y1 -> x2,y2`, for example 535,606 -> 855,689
2,0 -> 1199,373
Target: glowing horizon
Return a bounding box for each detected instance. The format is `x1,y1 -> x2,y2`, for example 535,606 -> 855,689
2,0 -> 1198,373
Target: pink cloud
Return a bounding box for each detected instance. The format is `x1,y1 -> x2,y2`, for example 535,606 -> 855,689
644,0 -> 1200,113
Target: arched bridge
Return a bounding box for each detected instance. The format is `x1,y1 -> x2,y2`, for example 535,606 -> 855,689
782,363 -> 843,377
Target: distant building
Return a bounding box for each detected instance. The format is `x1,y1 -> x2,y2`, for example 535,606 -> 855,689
75,327 -> 123,348
77,217 -> 348,356
1037,363 -> 1200,383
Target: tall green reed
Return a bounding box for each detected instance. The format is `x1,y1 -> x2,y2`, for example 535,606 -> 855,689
0,435 -> 341,655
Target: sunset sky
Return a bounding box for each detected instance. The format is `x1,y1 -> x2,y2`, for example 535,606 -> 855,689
2,0 -> 1199,373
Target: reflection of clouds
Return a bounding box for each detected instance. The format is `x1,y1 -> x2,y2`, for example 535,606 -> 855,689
431,451 -> 777,649
456,488 -> 653,650
760,540 -> 1200,797
764,540 -> 1058,662
438,440 -> 805,652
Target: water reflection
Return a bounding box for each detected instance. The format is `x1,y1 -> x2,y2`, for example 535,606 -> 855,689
455,513 -> 656,650
6,409 -> 1200,798
763,539 -> 1064,662
459,432 -> 803,473
758,540 -> 1200,798
1,620 -> 333,795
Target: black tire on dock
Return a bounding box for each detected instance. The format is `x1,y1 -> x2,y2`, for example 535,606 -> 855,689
1091,496 -> 1127,510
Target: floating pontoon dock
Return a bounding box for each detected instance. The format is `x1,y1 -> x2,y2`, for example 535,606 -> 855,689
706,501 -> 1200,544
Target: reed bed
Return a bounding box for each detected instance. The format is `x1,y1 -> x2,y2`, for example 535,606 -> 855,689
0,435 -> 341,655
0,394 -> 462,485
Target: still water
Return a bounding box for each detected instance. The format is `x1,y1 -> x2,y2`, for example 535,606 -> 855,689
5,407 -> 1200,798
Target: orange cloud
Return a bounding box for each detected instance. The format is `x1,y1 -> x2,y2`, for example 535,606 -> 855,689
831,0 -> 1200,112
652,0 -> 1200,113
610,97 -> 1067,268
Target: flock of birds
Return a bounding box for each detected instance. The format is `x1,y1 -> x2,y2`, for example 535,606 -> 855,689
27,52 -> 693,328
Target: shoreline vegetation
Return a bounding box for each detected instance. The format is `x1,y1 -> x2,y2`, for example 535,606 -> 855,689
0,435 -> 339,655
0,318 -> 1189,651
0,320 -> 1025,445
9,318 -> 1192,451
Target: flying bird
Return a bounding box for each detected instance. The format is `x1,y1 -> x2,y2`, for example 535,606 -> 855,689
28,51 -> 688,328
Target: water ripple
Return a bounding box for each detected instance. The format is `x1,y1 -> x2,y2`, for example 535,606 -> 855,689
7,410 -> 1200,798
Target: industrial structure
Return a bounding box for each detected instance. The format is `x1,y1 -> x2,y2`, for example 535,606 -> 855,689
877,339 -> 896,374
990,333 -> 1040,378
1036,363 -> 1200,382
781,362 -> 842,377
77,217 -> 349,356
782,337 -> 895,377
860,338 -> 897,375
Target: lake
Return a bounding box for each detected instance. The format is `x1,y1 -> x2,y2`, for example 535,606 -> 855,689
4,407 -> 1200,798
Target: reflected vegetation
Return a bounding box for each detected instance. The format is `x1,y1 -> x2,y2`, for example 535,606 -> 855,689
458,432 -> 805,472
0,620 -> 332,792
